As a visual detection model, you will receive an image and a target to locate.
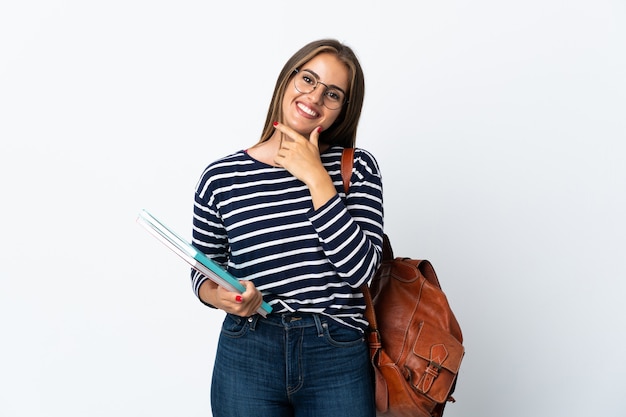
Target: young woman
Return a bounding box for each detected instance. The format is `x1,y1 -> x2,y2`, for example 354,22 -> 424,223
191,39 -> 383,417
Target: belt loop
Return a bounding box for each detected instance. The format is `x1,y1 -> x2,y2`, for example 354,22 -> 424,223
312,314 -> 324,337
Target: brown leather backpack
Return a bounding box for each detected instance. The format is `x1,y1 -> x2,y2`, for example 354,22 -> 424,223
341,148 -> 464,417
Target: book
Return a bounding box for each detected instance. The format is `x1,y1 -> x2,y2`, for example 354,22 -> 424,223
136,209 -> 272,317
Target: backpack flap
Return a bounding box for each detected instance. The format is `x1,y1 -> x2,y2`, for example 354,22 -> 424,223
407,321 -> 464,403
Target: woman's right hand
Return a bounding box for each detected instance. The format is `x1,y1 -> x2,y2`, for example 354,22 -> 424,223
200,279 -> 264,317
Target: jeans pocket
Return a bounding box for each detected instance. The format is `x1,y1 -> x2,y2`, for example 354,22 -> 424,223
321,320 -> 365,347
220,314 -> 250,338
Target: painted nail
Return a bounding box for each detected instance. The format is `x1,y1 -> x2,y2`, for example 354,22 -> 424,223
235,295 -> 243,303
317,126 -> 323,133
273,121 -> 279,126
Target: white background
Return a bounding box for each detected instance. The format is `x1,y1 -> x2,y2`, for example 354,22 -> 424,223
1,1 -> 625,416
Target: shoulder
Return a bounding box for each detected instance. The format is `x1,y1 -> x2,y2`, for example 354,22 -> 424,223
323,146 -> 381,177
200,150 -> 249,175
195,150 -> 250,198
354,148 -> 381,175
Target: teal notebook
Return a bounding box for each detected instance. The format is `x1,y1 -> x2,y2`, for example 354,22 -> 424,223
136,209 -> 272,317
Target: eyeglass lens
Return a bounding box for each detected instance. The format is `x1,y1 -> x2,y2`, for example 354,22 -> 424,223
294,70 -> 345,110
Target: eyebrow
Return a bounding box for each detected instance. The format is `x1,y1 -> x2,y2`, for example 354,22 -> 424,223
301,69 -> 347,96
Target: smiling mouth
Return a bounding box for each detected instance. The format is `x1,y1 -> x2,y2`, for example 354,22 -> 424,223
297,102 -> 319,117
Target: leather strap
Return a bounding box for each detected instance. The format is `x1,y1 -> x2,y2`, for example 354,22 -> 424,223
340,148 -> 379,335
340,147 -> 355,194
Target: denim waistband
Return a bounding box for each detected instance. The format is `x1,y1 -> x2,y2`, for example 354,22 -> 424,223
248,312 -> 325,333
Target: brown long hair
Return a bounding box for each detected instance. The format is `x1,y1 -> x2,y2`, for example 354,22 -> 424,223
258,39 -> 365,148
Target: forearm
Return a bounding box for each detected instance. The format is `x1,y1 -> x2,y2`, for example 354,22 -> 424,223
309,195 -> 383,287
306,171 -> 337,210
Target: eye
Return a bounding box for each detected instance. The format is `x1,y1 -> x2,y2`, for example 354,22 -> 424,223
325,89 -> 343,102
301,73 -> 316,86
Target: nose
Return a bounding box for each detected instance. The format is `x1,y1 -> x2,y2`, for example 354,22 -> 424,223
306,85 -> 326,105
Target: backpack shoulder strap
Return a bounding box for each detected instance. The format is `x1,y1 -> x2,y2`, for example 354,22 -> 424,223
340,148 -> 394,261
340,147 -> 355,194
340,147 -> 380,336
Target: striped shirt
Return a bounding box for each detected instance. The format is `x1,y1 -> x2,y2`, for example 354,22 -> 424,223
191,146 -> 384,331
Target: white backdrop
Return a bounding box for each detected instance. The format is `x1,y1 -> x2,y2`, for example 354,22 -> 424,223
1,1 -> 625,416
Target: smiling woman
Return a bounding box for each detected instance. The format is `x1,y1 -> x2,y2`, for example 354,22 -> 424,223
3,3 -> 626,417
190,39 -> 383,417
257,39 -> 366,150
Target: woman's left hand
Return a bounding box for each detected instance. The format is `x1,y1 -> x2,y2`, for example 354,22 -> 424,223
273,123 -> 337,209
273,122 -> 326,185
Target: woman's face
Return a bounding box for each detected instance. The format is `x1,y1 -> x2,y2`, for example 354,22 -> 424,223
281,52 -> 349,136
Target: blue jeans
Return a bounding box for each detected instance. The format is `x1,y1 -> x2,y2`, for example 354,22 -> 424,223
211,313 -> 375,417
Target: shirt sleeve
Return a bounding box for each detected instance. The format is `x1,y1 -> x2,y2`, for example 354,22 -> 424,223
189,168 -> 229,305
307,148 -> 384,287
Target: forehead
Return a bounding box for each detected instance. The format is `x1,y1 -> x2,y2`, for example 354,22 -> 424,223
300,53 -> 350,90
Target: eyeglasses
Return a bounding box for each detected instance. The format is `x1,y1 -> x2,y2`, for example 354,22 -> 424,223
292,69 -> 347,110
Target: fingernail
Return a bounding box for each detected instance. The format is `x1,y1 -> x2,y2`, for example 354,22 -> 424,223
273,121 -> 279,126
317,126 -> 323,133
235,295 -> 243,303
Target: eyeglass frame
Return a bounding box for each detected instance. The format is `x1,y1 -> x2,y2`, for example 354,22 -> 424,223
292,69 -> 349,109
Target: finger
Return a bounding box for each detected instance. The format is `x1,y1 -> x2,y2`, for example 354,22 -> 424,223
239,280 -> 258,300
309,126 -> 322,148
273,121 -> 303,143
214,285 -> 241,312
238,280 -> 263,316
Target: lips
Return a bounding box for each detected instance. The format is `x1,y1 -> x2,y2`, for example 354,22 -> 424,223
296,102 -> 319,118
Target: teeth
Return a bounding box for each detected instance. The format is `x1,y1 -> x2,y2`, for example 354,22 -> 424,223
297,103 -> 317,117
